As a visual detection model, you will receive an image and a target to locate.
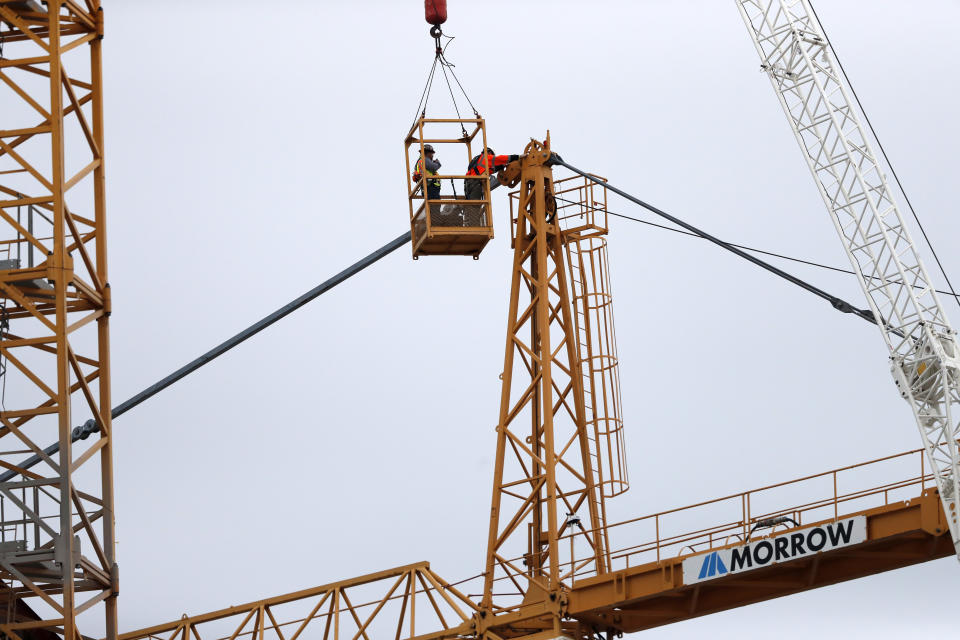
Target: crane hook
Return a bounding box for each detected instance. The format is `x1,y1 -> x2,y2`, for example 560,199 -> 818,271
430,24 -> 443,58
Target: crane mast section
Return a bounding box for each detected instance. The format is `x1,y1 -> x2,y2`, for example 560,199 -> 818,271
736,0 -> 960,557
0,1 -> 117,638
481,139 -> 609,627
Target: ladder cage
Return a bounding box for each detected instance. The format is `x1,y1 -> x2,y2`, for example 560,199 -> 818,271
566,235 -> 629,500
510,172 -> 627,502
404,117 -> 494,258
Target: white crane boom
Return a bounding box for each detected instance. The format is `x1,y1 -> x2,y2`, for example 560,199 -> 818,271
735,0 -> 960,559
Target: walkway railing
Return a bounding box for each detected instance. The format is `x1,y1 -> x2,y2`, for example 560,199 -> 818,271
574,447 -> 933,573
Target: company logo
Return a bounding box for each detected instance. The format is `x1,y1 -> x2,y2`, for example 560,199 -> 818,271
697,551 -> 728,580
681,516 -> 867,586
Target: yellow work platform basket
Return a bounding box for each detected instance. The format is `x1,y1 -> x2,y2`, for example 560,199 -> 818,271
404,117 -> 493,258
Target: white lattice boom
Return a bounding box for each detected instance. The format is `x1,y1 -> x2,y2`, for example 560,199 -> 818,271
736,0 -> 960,559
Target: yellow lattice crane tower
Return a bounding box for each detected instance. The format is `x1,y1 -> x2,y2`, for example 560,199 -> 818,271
0,2 -> 116,640
1,2 -> 956,640
469,135 -> 615,637
109,4 -> 951,637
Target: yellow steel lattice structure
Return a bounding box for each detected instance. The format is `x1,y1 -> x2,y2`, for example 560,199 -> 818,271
111,129 -> 957,639
116,563 -> 478,640
477,136 -> 610,639
404,117 -> 493,258
116,447 -> 953,640
0,3 -> 116,640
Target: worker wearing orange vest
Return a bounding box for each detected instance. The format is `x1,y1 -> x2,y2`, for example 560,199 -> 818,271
413,144 -> 443,201
465,148 -> 519,202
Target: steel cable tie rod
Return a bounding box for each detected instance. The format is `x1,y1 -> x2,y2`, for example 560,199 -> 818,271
555,158 -> 889,330
0,231 -> 412,483
554,193 -> 959,298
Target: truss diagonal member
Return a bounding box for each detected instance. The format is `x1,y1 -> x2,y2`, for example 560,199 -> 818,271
63,205 -> 102,291
58,65 -> 98,157
286,591 -> 333,640
413,573 -> 446,631
0,7 -> 51,52
0,281 -> 57,332
0,91 -> 93,162
333,588 -> 370,640
502,375 -> 542,427
495,479 -> 546,549
0,138 -> 53,192
0,347 -> 57,400
0,205 -> 50,256
69,488 -> 107,569
502,429 -> 546,470
0,70 -> 51,118
223,608 -> 257,640
494,553 -> 551,595
349,571 -> 408,640
0,416 -> 61,473
0,561 -> 62,614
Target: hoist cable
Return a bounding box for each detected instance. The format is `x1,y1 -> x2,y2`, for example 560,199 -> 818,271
0,232 -> 413,482
409,57 -> 439,131
553,194 -> 960,299
445,64 -> 479,117
440,63 -> 462,120
439,61 -> 467,137
807,0 -> 960,314
555,159 -> 893,332
409,26 -> 481,131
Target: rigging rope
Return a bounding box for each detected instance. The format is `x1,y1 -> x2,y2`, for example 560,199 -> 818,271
409,56 -> 439,131
446,64 -> 479,117
807,0 -> 960,314
439,61 -> 467,137
408,24 -> 480,134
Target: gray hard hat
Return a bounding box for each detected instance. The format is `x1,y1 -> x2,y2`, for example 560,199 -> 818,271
423,144 -> 435,153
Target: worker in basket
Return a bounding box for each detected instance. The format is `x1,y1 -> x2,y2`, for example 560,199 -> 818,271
413,143 -> 443,220
459,148 -> 518,226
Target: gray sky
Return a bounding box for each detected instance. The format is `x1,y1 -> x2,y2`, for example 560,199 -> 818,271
103,1 -> 960,637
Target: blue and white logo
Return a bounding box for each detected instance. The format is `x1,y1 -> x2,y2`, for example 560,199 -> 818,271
697,551 -> 728,580
681,516 -> 867,586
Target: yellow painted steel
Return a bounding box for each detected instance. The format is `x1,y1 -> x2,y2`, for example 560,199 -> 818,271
0,3 -> 116,639
405,117 -> 493,258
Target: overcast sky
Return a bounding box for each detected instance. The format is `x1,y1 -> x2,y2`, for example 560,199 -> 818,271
100,1 -> 960,637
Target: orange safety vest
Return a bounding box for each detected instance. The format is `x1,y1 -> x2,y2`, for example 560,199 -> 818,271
467,152 -> 511,177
